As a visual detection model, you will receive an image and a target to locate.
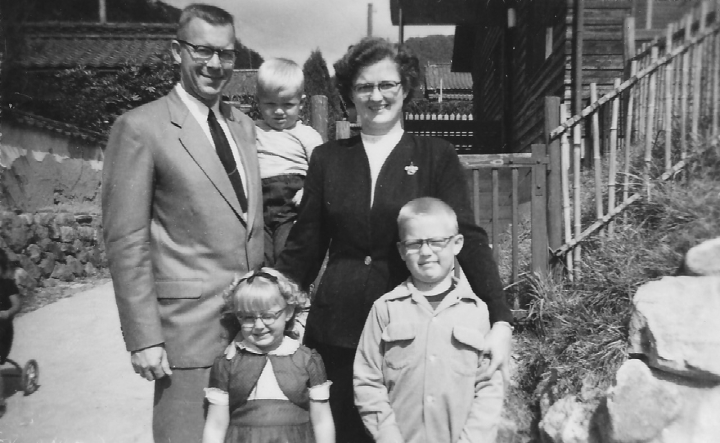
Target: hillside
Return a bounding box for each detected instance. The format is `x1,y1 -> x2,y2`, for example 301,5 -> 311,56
403,34 -> 454,74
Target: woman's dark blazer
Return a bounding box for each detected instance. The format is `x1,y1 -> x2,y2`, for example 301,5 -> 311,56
276,133 -> 512,349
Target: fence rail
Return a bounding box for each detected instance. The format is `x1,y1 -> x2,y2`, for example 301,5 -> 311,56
547,0 -> 720,280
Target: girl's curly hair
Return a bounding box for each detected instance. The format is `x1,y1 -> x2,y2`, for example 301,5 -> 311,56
333,37 -> 420,106
221,267 -> 308,338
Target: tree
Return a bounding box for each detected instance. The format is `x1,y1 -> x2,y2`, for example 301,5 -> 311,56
302,49 -> 342,140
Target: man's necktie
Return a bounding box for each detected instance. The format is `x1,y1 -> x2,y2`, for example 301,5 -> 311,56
208,109 -> 248,213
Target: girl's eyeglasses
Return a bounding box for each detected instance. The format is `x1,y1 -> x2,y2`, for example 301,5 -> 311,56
237,308 -> 285,326
352,81 -> 401,97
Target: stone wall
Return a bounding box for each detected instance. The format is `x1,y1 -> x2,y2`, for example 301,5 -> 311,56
0,210 -> 106,294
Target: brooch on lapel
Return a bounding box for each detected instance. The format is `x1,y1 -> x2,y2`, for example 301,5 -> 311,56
405,162 -> 418,175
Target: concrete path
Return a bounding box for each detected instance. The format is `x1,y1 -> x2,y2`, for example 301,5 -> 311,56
0,281 -> 154,442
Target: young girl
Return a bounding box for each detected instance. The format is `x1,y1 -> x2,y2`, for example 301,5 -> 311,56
202,268 -> 335,443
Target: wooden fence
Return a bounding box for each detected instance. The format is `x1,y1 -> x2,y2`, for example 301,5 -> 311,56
546,0 -> 720,280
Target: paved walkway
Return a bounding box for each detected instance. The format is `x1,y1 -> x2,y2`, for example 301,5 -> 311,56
0,282 -> 154,442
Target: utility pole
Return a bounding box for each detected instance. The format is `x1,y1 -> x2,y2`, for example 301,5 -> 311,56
367,3 -> 373,36
99,0 -> 107,23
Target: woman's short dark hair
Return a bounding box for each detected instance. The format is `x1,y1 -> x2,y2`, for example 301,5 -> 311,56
333,37 -> 420,105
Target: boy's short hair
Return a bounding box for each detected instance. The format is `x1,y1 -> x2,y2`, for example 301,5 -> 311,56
177,4 -> 235,40
397,197 -> 458,235
256,58 -> 305,98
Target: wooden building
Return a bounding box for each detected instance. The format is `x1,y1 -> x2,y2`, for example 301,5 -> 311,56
391,0 -> 695,153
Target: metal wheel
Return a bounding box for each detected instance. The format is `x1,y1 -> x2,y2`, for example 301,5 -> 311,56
21,359 -> 39,395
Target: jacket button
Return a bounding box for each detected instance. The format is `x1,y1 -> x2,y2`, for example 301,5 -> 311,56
364,256 -> 372,265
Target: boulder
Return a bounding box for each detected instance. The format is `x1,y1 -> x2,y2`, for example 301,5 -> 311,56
598,359 -> 720,443
25,243 -> 42,263
77,226 -> 96,242
59,225 -> 77,243
629,276 -> 720,381
539,395 -> 599,443
38,254 -> 56,277
50,263 -> 74,282
598,359 -> 681,443
84,261 -> 97,276
65,256 -> 84,276
679,237 -> 720,275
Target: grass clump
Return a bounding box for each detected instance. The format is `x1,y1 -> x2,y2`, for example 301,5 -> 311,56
520,141 -> 720,400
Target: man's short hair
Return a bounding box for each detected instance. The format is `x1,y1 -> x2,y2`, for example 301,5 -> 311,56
256,58 -> 305,98
177,3 -> 235,39
397,197 -> 459,234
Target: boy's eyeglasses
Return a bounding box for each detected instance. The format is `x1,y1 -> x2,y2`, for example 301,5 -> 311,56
399,235 -> 456,254
352,81 -> 402,97
176,39 -> 238,65
238,308 -> 286,326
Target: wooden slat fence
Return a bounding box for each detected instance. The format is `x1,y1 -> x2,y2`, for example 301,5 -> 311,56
546,0 -> 720,280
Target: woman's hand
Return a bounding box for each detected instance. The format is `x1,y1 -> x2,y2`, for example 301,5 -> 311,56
479,322 -> 513,382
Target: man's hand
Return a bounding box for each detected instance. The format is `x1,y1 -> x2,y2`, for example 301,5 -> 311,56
479,322 -> 513,382
131,345 -> 172,381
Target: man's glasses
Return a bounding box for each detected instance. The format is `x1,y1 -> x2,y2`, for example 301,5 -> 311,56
399,235 -> 456,254
237,308 -> 286,326
176,39 -> 238,65
352,81 -> 402,97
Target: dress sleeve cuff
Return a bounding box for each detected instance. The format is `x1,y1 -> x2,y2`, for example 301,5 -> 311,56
308,381 -> 333,401
204,387 -> 229,405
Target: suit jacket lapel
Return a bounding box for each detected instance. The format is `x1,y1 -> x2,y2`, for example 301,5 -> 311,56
167,90 -> 246,225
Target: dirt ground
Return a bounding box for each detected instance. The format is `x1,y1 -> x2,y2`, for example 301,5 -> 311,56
0,280 -> 154,442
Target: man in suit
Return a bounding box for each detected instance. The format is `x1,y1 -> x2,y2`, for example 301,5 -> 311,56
101,4 -> 263,442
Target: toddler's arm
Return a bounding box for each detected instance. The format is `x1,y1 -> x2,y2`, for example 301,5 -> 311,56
202,403 -> 229,443
353,304 -> 405,443
457,358 -> 505,443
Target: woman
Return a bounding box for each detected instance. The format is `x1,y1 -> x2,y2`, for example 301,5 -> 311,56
276,37 -> 513,443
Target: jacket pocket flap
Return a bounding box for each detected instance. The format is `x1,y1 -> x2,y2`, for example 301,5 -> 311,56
452,326 -> 485,351
156,279 -> 203,299
381,323 -> 416,342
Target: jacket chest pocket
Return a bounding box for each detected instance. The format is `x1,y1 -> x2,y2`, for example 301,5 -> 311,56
381,323 -> 416,370
450,326 -> 486,376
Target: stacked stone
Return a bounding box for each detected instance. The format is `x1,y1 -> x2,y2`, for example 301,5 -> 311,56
0,211 -> 106,293
540,238 -> 720,443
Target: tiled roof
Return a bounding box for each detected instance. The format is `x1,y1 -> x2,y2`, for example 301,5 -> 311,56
424,63 -> 473,91
18,22 -> 175,69
5,107 -> 107,143
223,69 -> 258,98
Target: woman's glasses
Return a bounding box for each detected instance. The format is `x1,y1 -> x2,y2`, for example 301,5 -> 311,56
398,235 -> 456,254
352,81 -> 402,97
176,39 -> 238,65
237,308 -> 286,326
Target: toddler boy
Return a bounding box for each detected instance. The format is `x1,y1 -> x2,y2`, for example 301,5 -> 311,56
354,197 -> 507,443
255,58 -> 324,266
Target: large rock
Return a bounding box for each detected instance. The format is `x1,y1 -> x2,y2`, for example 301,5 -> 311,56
597,359 -> 720,443
539,395 -> 600,443
598,359 -> 681,443
679,237 -> 720,276
629,276 -> 720,381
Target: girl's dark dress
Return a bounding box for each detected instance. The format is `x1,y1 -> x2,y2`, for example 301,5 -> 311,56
206,337 -> 329,443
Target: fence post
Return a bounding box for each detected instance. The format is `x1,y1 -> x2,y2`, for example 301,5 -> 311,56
310,95 -> 329,142
544,97 -> 562,276
531,144 -> 549,277
335,121 -> 351,140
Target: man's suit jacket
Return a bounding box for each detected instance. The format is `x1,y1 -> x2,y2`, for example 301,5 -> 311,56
277,133 -> 512,349
102,88 -> 264,368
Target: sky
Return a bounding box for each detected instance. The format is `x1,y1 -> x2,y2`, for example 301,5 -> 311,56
160,0 -> 454,73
